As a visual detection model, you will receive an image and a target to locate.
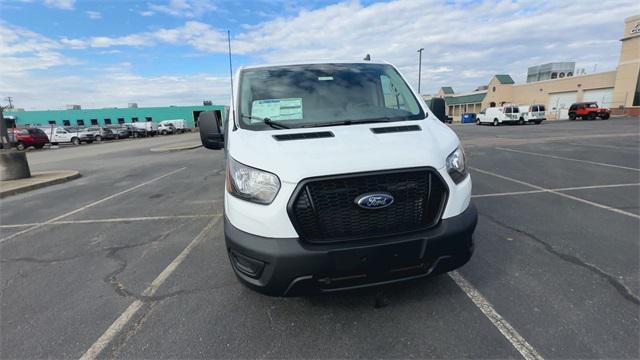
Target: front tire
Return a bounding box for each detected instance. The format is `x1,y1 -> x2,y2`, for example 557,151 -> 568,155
569,114 -> 576,120
95,135 -> 102,142
493,119 -> 499,126
34,144 -> 45,149
71,137 -> 80,146
161,130 -> 167,135
518,117 -> 525,125
476,119 -> 481,125
601,114 -> 610,120
16,142 -> 26,151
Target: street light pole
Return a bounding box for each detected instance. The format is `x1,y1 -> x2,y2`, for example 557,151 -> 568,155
417,48 -> 424,94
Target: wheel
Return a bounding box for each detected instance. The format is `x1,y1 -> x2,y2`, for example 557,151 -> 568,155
569,114 -> 576,120
71,137 -> 80,146
601,114 -> 610,120
587,113 -> 595,120
34,144 -> 44,149
493,119 -> 499,126
95,135 -> 102,142
518,117 -> 524,125
115,135 -> 120,140
534,120 -> 542,125
161,130 -> 167,135
16,142 -> 26,151
476,119 -> 481,125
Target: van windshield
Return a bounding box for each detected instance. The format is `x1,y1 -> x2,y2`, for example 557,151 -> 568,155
238,63 -> 425,130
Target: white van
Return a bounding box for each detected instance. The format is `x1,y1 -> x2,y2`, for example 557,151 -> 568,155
476,105 -> 523,126
159,119 -> 186,133
518,104 -> 546,124
197,61 -> 477,296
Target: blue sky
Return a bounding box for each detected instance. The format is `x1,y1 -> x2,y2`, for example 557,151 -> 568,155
0,0 -> 634,110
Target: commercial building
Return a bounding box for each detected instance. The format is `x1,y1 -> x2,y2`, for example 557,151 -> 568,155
431,15 -> 640,121
4,103 -> 227,129
526,62 -> 575,83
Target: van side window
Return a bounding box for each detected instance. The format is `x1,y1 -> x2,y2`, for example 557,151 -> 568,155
56,128 -> 66,134
513,107 -> 519,113
539,105 -> 545,111
380,75 -> 410,111
505,107 -> 512,114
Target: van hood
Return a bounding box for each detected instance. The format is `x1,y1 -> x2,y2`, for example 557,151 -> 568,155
228,119 -> 460,184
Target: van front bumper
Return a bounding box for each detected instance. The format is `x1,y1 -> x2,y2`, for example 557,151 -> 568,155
224,203 -> 477,296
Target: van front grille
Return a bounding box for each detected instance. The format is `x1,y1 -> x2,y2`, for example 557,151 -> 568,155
288,168 -> 448,243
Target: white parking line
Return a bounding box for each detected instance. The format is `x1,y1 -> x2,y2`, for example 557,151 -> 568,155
0,167 -> 186,245
449,271 -> 544,360
471,167 -> 640,219
79,216 -> 220,360
0,214 -> 220,229
568,142 -> 638,151
472,183 -> 640,199
496,147 -> 640,172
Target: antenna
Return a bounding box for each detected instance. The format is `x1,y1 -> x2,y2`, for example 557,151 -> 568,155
227,30 -> 236,130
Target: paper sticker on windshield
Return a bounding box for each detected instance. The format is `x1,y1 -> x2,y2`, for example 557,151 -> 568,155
251,98 -> 303,121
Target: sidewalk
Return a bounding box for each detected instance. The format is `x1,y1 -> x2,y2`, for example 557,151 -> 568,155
0,170 -> 80,198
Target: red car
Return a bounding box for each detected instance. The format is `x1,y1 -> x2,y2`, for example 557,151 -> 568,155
8,128 -> 49,150
568,102 -> 611,120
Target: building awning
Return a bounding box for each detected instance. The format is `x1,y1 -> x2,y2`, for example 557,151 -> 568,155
444,92 -> 487,105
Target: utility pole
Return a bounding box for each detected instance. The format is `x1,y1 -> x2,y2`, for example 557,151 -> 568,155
417,48 -> 424,94
4,96 -> 13,109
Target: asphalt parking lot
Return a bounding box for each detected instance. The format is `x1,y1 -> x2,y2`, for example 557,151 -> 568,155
1,117 -> 638,359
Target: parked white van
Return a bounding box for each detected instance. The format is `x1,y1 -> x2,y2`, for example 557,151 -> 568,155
518,104 -> 546,124
476,105 -> 523,126
159,119 -> 186,133
197,61 -> 477,296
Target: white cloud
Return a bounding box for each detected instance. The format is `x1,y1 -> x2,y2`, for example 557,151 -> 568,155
0,22 -> 77,72
1,70 -> 230,110
43,0 -> 74,10
60,21 -> 228,51
140,10 -> 155,16
146,0 -> 216,18
85,10 -> 101,19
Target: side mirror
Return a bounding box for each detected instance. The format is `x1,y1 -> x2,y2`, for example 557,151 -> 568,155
198,111 -> 224,150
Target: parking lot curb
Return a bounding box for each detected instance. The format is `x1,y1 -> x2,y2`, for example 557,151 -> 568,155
149,143 -> 202,152
0,170 -> 81,198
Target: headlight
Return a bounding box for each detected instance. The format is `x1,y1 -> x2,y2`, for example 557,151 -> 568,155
227,157 -> 280,204
446,146 -> 468,184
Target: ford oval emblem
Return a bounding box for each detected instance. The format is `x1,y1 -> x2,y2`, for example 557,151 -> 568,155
355,193 -> 394,209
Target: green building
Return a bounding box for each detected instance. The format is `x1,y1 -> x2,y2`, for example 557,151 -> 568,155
4,104 -> 227,129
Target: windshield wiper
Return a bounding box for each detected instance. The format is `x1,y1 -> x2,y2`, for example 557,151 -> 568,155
240,115 -> 290,129
301,117 -> 398,128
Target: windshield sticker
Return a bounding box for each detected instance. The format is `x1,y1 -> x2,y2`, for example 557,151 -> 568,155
318,76 -> 333,81
251,98 -> 303,121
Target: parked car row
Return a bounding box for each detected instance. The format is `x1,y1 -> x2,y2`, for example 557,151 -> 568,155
474,102 -> 611,126
476,104 -> 546,126
5,120 -> 190,151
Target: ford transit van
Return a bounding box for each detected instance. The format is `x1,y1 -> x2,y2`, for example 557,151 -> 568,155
198,61 -> 477,296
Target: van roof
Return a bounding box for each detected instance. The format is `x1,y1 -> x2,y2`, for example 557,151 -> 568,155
240,60 -> 392,71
